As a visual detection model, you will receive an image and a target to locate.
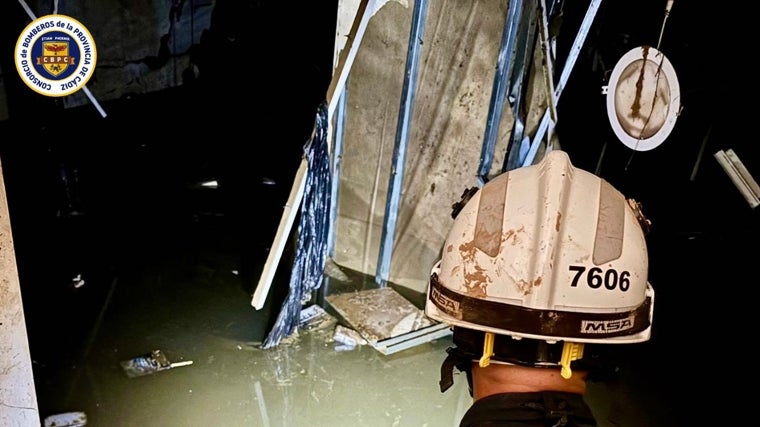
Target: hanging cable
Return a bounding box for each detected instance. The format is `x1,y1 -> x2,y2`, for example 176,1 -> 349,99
624,0 -> 676,167
656,0 -> 675,50
17,0 -> 36,20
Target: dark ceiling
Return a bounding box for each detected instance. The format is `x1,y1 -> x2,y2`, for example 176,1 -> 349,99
0,1 -> 752,235
556,2 -> 756,396
557,1 -> 756,229
0,0 -> 756,369
0,0 -> 339,232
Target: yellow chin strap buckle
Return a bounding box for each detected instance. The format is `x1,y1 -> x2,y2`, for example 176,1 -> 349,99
560,342 -> 584,379
479,332 -> 495,367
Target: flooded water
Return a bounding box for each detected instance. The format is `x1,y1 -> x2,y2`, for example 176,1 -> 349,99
25,224 -> 679,427
11,178 -> 679,426
30,234 -> 475,426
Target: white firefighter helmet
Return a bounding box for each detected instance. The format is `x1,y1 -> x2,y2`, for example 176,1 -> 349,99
425,150 -> 654,346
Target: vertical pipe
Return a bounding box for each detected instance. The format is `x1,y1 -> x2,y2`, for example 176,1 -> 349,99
503,0 -> 539,172
327,87 -> 348,258
476,0 -> 524,185
375,0 -> 429,286
520,0 -> 602,168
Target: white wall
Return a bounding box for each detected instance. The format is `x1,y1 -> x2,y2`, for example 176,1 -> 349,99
0,158 -> 40,426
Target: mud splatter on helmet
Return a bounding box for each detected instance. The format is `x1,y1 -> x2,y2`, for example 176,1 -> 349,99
426,150 -> 654,390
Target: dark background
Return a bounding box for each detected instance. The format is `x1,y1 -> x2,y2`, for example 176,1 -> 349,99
0,0 -> 339,370
556,2 -> 757,415
0,1 -> 756,420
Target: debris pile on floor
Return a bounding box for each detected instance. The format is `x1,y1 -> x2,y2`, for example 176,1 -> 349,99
298,304 -> 337,332
333,324 -> 367,351
279,303 -> 368,352
270,299 -> 446,355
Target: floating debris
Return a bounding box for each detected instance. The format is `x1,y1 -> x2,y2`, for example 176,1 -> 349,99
298,304 -> 337,332
333,324 -> 367,348
120,349 -> 193,378
44,411 -> 87,427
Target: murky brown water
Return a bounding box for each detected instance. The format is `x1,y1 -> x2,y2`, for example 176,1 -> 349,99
28,217 -> 673,427
33,244 -> 477,426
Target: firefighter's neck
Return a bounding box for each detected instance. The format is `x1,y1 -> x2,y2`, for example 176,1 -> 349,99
470,362 -> 588,401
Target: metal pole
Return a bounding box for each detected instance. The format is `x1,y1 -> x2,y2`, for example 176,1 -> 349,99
477,0 -> 524,185
375,0 -> 429,286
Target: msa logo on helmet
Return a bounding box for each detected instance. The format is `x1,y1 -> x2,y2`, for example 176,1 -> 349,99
431,286 -> 460,315
581,315 -> 635,334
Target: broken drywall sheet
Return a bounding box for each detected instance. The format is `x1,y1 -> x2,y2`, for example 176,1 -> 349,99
325,287 -> 434,343
333,0 -> 513,294
335,0 -> 410,65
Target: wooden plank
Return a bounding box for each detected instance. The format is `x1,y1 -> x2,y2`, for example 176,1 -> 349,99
251,160 -> 307,309
251,0 -> 375,310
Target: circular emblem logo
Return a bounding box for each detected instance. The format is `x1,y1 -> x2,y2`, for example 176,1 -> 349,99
14,14 -> 97,97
